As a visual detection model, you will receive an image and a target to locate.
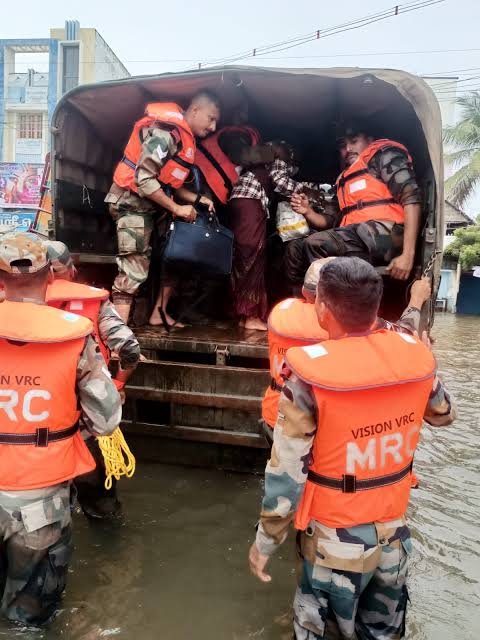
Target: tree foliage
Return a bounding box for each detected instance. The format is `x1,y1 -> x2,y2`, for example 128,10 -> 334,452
444,225 -> 480,269
444,92 -> 480,208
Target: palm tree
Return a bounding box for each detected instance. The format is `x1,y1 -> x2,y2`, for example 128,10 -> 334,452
444,91 -> 480,208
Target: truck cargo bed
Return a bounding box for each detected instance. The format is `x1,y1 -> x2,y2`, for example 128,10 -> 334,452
120,324 -> 271,472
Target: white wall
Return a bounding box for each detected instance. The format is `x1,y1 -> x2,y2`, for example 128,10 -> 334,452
94,32 -> 129,82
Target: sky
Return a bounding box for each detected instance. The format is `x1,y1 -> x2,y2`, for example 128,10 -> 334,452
2,0 -> 480,213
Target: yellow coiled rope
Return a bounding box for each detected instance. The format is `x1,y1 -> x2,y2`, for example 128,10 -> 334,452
98,427 -> 136,490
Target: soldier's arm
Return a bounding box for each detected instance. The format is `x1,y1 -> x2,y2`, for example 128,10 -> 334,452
76,336 -> 122,436
97,300 -> 141,389
378,277 -> 432,335
175,185 -> 215,212
255,374 -> 317,557
98,300 -> 141,369
377,309 -> 419,335
135,125 -> 177,197
424,374 -> 456,427
374,147 -> 422,207
374,147 -> 422,280
134,126 -> 179,214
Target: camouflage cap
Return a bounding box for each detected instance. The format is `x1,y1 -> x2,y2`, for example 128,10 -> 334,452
302,257 -> 337,303
46,240 -> 76,276
0,231 -> 49,274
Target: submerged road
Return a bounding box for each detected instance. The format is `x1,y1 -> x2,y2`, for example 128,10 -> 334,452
1,314 -> 478,639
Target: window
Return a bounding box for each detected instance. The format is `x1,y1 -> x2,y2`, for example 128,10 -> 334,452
62,44 -> 79,94
18,113 -> 43,139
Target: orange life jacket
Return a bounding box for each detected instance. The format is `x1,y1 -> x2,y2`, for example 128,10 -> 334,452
47,279 -> 110,364
336,139 -> 412,227
195,126 -> 260,204
262,298 -> 328,428
0,301 -> 96,491
285,329 -> 435,529
112,102 -> 196,193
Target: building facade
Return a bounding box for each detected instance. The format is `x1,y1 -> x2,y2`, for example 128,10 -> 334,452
0,20 -> 128,165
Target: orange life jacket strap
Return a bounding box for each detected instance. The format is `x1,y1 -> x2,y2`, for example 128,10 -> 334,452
196,141 -> 235,192
337,168 -> 370,188
307,460 -> 412,494
121,155 -> 136,171
0,423 -> 78,447
341,197 -> 397,216
121,151 -> 193,176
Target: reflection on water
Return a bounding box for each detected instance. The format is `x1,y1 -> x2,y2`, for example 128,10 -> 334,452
0,314 -> 479,639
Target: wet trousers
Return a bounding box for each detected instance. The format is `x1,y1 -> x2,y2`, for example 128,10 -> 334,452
285,221 -> 403,285
0,483 -> 72,625
294,518 -> 411,639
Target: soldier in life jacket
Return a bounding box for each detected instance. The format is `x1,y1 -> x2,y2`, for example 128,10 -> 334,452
285,120 -> 422,288
0,231 -> 121,626
262,257 -> 433,451
105,92 -> 221,327
46,241 -> 141,519
249,257 -> 455,640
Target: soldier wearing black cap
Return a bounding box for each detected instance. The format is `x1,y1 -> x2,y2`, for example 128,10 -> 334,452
285,120 -> 422,287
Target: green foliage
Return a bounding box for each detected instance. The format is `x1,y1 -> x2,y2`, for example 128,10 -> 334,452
444,92 -> 480,207
444,225 -> 480,269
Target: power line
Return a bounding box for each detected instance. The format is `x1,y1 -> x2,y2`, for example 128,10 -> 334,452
436,88 -> 480,101
205,1 -> 444,65
432,82 -> 480,95
12,49 -> 480,66
197,0 -> 446,68
429,73 -> 480,89
422,67 -> 480,77
247,48 -> 480,60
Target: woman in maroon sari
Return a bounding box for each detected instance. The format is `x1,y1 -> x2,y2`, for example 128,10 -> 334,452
229,167 -> 272,330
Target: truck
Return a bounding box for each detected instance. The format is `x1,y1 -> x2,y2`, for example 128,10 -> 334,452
50,65 -> 444,470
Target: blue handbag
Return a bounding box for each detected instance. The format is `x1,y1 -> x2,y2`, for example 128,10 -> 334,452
163,207 -> 234,277
162,169 -> 234,277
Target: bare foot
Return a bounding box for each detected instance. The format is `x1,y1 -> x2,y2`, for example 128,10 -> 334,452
149,308 -> 185,328
244,316 -> 268,331
238,318 -> 246,327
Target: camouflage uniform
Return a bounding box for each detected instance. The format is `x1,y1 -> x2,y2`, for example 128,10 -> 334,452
105,125 -> 181,304
47,240 -> 141,516
378,306 -> 420,336
97,298 -> 141,367
255,364 -> 454,639
0,231 -> 121,625
285,146 -> 422,285
293,518 -> 411,639
0,484 -> 72,625
0,333 -> 121,625
75,298 -> 140,518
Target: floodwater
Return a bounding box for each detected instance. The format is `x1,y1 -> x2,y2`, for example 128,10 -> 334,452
1,314 -> 479,640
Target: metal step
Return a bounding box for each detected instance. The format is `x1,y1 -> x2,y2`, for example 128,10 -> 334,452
118,325 -> 272,466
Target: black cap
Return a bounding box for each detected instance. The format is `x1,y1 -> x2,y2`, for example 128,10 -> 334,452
335,118 -> 371,142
